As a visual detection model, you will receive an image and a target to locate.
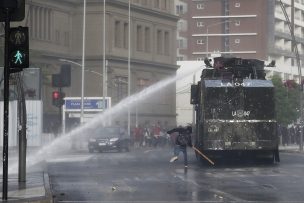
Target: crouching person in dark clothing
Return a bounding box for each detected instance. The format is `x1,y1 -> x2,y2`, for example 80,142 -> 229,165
167,126 -> 192,168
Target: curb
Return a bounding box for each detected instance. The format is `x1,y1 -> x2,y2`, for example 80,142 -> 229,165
279,149 -> 304,154
20,173 -> 53,203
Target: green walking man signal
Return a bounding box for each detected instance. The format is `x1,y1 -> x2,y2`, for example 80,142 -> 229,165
9,26 -> 29,71
14,50 -> 23,64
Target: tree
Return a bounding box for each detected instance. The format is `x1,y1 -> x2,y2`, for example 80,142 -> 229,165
272,75 -> 301,126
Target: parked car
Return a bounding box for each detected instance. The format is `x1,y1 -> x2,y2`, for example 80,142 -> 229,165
88,126 -> 130,153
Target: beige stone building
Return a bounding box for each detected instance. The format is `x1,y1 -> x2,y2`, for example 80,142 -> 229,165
6,0 -> 178,131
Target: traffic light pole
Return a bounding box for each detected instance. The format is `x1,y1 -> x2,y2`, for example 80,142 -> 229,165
2,8 -> 11,201
59,87 -> 62,132
16,73 -> 27,182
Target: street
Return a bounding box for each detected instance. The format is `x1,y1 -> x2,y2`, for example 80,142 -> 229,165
44,147 -> 304,203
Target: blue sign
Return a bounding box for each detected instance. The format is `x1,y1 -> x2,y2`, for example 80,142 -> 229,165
65,98 -> 108,110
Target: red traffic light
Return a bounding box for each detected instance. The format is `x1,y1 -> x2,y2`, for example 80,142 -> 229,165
52,91 -> 60,99
52,91 -> 65,107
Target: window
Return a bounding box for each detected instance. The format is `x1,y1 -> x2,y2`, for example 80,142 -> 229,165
197,39 -> 205,44
177,21 -> 183,31
114,76 -> 128,101
176,5 -> 184,15
197,58 -> 204,61
142,0 -> 147,5
197,22 -> 204,27
197,3 -> 204,9
225,39 -> 229,46
55,30 -> 60,44
164,31 -> 169,55
157,30 -> 163,54
123,22 -> 128,49
138,78 -> 150,90
178,39 -> 184,48
235,20 -> 241,26
235,39 -> 240,44
161,0 -> 167,10
155,0 -> 160,8
137,25 -> 143,51
160,0 -> 171,10
235,2 -> 240,7
114,20 -> 121,48
145,27 -> 151,52
64,31 -> 69,46
177,56 -> 184,61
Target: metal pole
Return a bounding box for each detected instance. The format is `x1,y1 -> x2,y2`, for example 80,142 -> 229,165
2,8 -> 10,201
17,73 -> 26,183
103,0 -> 106,121
81,0 -> 86,124
279,0 -> 303,151
62,104 -> 66,134
135,101 -> 138,127
206,28 -> 208,57
128,0 -> 131,137
192,74 -> 196,127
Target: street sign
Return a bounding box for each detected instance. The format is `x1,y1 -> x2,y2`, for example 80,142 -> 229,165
64,97 -> 111,111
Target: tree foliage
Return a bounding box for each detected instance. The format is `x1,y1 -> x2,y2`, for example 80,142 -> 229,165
271,75 -> 301,126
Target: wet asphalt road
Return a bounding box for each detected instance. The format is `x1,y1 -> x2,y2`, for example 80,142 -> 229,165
46,147 -> 304,203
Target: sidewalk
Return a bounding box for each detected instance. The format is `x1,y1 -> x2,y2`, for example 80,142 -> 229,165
0,172 -> 53,203
279,144 -> 304,153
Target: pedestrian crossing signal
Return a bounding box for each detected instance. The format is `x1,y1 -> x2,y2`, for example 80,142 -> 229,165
9,26 -> 29,72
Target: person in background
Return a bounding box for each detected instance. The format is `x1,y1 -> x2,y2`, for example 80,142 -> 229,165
152,123 -> 161,148
133,126 -> 141,148
143,126 -> 151,147
167,125 -> 192,168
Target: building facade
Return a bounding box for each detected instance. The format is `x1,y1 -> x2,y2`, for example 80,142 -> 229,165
3,0 -> 178,132
175,0 -> 304,82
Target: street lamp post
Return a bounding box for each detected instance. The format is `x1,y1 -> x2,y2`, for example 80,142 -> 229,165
103,0 -> 107,121
206,20 -> 232,57
81,0 -> 86,124
128,0 -> 131,137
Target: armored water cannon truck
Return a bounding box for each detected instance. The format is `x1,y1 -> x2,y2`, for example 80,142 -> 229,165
191,57 -> 279,163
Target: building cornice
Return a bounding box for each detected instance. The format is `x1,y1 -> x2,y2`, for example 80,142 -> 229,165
106,55 -> 179,71
35,52 -> 178,71
107,0 -> 179,22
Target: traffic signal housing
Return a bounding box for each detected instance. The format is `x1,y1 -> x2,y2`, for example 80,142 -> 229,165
52,91 -> 65,107
9,26 -> 29,72
0,0 -> 25,22
52,65 -> 71,88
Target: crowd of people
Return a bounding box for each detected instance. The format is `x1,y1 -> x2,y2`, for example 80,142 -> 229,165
278,124 -> 302,146
129,123 -> 176,148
